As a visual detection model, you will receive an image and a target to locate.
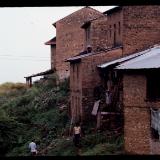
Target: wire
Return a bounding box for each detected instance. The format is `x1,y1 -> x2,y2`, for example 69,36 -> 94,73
0,54 -> 50,59
0,58 -> 49,61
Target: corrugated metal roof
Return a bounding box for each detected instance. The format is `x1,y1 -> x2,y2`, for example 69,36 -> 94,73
97,47 -> 149,69
116,45 -> 160,70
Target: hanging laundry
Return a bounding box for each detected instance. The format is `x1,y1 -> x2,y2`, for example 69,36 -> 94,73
105,90 -> 111,105
151,108 -> 160,136
92,100 -> 100,116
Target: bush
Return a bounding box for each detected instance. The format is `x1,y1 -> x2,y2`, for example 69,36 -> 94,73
0,109 -> 23,156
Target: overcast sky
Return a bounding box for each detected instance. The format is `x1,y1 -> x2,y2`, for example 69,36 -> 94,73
0,6 -> 114,84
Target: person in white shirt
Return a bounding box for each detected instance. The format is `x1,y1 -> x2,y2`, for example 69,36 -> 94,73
29,139 -> 37,156
73,122 -> 81,147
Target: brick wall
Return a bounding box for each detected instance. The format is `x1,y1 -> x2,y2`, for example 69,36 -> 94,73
122,6 -> 160,56
81,48 -> 123,119
55,7 -> 103,80
70,62 -> 83,122
69,48 -> 123,122
51,45 -> 56,69
107,9 -> 123,48
90,16 -> 108,51
123,73 -> 160,154
123,73 -> 151,154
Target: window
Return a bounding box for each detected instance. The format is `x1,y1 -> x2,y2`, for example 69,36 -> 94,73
77,64 -> 79,79
109,25 -> 112,38
147,73 -> 160,100
114,24 -> 116,46
72,64 -> 75,88
118,21 -> 121,35
151,127 -> 159,140
85,25 -> 91,46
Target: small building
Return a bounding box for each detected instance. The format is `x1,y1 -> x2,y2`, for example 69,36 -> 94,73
115,45 -> 160,154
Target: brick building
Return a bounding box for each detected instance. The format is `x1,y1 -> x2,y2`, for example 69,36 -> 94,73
26,6 -> 160,154
45,7 -> 105,81
25,7 -> 105,86
115,45 -> 160,154
66,47 -> 122,122
66,6 -> 160,154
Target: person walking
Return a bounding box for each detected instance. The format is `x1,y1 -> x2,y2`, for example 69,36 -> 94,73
29,139 -> 37,156
73,122 -> 81,148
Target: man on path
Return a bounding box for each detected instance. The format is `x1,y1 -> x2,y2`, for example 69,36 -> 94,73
29,139 -> 37,156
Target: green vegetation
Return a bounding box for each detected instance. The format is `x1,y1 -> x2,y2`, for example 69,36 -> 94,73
0,76 -> 123,156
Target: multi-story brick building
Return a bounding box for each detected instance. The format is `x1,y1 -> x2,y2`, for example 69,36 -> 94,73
27,6 -> 160,154
65,6 -> 160,154
45,6 -> 105,81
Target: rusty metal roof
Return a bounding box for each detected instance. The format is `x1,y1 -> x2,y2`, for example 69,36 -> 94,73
45,37 -> 56,45
116,45 -> 160,70
24,69 -> 54,78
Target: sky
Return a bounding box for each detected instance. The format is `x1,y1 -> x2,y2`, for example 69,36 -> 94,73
0,6 -> 115,84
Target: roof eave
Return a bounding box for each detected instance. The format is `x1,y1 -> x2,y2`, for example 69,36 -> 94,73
81,21 -> 91,29
52,22 -> 56,28
103,6 -> 122,15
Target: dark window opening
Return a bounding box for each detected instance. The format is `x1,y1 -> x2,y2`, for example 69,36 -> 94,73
77,65 -> 79,79
109,25 -> 112,38
147,73 -> 160,100
151,128 -> 159,140
118,22 -> 121,35
85,25 -> 91,47
114,24 -> 116,46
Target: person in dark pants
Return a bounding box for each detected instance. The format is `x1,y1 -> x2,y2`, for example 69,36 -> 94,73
73,122 -> 81,148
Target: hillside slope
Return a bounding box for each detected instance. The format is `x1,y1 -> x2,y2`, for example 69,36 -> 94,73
0,76 -> 124,156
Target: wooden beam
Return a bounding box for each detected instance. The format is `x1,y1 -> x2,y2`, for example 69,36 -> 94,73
101,112 -> 121,115
96,111 -> 101,130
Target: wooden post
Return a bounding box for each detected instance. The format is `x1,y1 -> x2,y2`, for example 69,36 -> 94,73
26,77 -> 32,88
96,111 -> 101,130
26,77 -> 29,87
29,77 -> 32,87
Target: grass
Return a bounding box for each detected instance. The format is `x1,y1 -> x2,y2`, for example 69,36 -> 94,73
0,76 -> 124,156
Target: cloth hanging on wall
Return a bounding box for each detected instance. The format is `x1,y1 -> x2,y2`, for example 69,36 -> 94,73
105,91 -> 111,105
151,108 -> 160,135
92,100 -> 100,116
